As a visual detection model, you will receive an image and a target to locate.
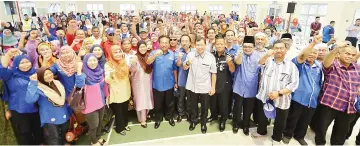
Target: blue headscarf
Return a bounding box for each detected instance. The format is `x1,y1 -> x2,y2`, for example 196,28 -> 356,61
49,23 -> 57,37
12,55 -> 36,80
90,44 -> 106,69
82,53 -> 104,84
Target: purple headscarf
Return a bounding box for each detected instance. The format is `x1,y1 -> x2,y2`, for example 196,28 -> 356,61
82,53 -> 104,83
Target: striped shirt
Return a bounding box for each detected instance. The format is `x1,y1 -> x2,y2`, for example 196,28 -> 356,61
256,58 -> 300,109
320,61 -> 360,114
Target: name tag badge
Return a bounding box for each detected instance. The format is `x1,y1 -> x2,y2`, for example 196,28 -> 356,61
169,57 -> 174,60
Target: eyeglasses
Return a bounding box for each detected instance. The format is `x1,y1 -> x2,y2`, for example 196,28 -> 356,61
170,39 -> 177,41
108,33 -> 115,36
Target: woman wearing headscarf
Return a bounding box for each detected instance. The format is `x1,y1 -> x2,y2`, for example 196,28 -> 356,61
290,18 -> 301,34
122,39 -> 136,66
76,53 -> 107,145
90,44 -> 106,69
104,45 -> 131,135
78,37 -> 95,57
150,32 -> 159,50
37,42 -> 57,68
129,41 -> 153,128
0,52 -> 43,144
25,67 -> 70,145
0,29 -> 18,52
49,46 -> 84,97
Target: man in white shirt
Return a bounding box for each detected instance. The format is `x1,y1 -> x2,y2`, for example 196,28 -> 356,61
90,27 -> 102,45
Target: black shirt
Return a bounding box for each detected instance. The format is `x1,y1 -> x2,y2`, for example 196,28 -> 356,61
212,51 -> 233,93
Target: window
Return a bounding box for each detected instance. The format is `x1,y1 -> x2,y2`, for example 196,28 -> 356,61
232,4 -> 240,14
209,5 -> 223,15
299,4 -> 327,39
268,4 -> 282,18
120,4 -> 135,15
354,9 -> 360,23
181,4 -> 196,14
67,3 -> 76,13
247,4 -> 257,20
87,4 -> 104,15
48,3 -> 61,13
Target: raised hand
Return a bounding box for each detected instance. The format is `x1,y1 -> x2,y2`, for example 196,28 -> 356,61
29,73 -> 38,81
313,35 -> 322,44
155,50 -> 163,57
266,49 -> 275,57
226,55 -> 233,63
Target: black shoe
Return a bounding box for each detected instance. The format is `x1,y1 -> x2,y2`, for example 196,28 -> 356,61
201,125 -> 207,134
207,117 -> 218,122
141,124 -> 147,128
219,122 -> 225,132
154,122 -> 161,129
233,123 -> 239,134
243,127 -> 249,136
228,113 -> 233,119
169,118 -> 175,126
177,116 -> 182,123
189,122 -> 196,131
295,138 -> 308,145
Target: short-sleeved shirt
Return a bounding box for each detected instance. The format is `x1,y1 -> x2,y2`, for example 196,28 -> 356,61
322,25 -> 335,43
213,51 -> 233,93
320,61 -> 360,114
185,51 -> 217,94
175,48 -> 194,87
149,50 -> 177,92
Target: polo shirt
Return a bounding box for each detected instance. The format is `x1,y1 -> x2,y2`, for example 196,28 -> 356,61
175,48 -> 194,87
213,51 -> 233,93
149,50 -> 177,92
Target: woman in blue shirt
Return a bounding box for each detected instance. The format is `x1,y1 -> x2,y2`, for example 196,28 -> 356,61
26,67 -> 70,145
0,52 -> 43,145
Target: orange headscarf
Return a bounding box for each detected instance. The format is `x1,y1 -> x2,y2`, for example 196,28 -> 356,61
107,45 -> 129,79
37,42 -> 57,68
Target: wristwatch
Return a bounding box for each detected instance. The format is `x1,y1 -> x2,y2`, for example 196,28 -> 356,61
186,61 -> 191,66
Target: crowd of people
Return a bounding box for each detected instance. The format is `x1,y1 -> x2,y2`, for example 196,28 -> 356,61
1,9 -> 360,146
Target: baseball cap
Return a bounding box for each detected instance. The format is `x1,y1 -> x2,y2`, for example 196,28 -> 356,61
263,99 -> 276,119
107,27 -> 115,35
140,27 -> 148,33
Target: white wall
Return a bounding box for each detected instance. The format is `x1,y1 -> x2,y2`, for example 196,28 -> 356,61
1,1 -> 359,40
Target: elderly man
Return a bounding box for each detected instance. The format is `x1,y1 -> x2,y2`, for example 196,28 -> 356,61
254,32 -> 268,57
315,42 -> 360,145
251,40 -> 299,145
282,35 -> 323,145
183,37 -> 216,134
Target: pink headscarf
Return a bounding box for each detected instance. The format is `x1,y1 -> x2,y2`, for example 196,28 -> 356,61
56,46 -> 76,77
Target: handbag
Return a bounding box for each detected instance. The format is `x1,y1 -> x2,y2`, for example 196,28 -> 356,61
67,86 -> 85,112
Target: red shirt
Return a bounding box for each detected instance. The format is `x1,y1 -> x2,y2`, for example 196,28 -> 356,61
320,61 -> 360,114
101,40 -> 121,59
66,34 -> 82,52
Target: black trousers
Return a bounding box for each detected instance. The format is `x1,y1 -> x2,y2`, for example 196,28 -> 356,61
210,88 -> 231,122
346,113 -> 360,140
345,37 -> 358,47
315,104 -> 356,145
85,107 -> 105,144
176,87 -> 188,117
233,93 -> 256,128
153,88 -> 175,122
110,101 -> 129,133
283,101 -> 315,140
255,99 -> 289,142
10,110 -> 43,145
188,92 -> 210,125
43,121 -> 70,145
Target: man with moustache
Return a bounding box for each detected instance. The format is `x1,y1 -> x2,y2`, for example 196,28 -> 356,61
146,35 -> 178,129
174,34 -> 193,122
183,37 -> 217,134
251,40 -> 299,145
232,36 -> 261,135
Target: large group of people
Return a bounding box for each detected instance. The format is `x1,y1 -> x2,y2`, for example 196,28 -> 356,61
1,8 -> 360,146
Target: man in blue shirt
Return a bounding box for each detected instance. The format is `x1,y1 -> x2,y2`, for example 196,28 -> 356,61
146,35 -> 178,129
174,34 -> 192,122
282,35 -> 323,145
232,36 -> 261,135
322,21 -> 335,43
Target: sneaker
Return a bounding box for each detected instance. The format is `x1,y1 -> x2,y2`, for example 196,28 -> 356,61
251,132 -> 265,138
272,139 -> 282,146
295,138 -> 308,145
282,136 -> 291,144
